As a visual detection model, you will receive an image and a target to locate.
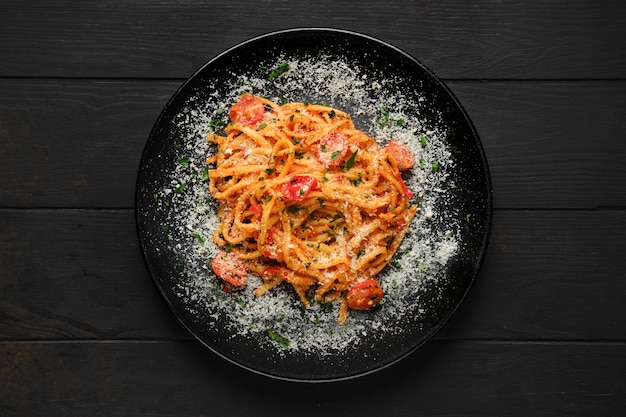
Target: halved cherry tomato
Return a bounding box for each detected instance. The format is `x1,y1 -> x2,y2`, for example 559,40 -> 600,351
316,133 -> 349,168
249,203 -> 262,222
229,94 -> 264,127
280,175 -> 318,202
396,172 -> 413,199
346,279 -> 384,310
384,140 -> 414,171
211,250 -> 247,287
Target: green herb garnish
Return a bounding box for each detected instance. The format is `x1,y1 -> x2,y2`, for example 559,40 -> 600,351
267,329 -> 290,348
345,150 -> 358,170
174,183 -> 186,194
190,232 -> 205,245
268,61 -> 290,81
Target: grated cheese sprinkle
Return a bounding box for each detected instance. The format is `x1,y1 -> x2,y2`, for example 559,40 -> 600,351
152,54 -> 460,354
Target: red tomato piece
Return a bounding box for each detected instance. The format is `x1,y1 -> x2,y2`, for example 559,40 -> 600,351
346,279 -> 384,310
316,133 -> 350,168
280,175 -> 318,202
261,228 -> 283,262
249,203 -> 262,222
229,94 -> 264,127
396,172 -> 413,199
384,140 -> 414,171
211,251 -> 247,287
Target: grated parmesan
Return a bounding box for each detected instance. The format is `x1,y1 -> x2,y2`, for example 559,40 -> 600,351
152,54 -> 461,354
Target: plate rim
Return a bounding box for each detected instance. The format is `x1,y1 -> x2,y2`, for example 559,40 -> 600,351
135,27 -> 493,383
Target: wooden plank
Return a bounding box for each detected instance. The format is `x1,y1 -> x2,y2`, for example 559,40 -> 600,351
439,209 -> 626,340
1,79 -> 625,209
0,341 -> 624,416
0,79 -> 180,208
448,80 -> 626,209
0,209 -> 188,340
0,1 -> 625,79
1,209 -> 624,341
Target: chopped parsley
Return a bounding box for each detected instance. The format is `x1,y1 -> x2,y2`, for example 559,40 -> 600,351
349,174 -> 362,187
268,61 -> 290,81
376,107 -> 391,128
267,328 -> 290,348
224,243 -> 243,254
174,183 -> 186,194
345,149 -> 358,170
190,232 -> 205,245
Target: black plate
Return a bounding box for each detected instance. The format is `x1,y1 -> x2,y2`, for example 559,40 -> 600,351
136,28 -> 492,382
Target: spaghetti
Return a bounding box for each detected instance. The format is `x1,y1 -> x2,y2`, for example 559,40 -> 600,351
207,94 -> 418,324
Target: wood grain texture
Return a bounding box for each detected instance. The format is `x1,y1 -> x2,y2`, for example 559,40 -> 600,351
449,80 -> 626,209
0,79 -> 180,208
1,80 -> 625,209
0,0 -> 625,79
1,209 -> 624,341
2,1 -> 625,415
1,341 -> 624,416
0,209 -> 186,340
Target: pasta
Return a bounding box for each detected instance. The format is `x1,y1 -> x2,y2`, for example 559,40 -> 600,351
207,94 -> 418,324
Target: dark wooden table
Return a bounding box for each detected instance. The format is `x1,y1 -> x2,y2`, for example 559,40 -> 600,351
2,1 -> 625,415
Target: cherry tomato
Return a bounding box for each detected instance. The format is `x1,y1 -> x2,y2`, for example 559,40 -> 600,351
346,279 -> 384,310
280,175 -> 318,202
229,94 -> 264,127
396,172 -> 413,199
249,203 -> 262,222
384,140 -> 414,171
211,251 -> 247,287
316,133 -> 349,168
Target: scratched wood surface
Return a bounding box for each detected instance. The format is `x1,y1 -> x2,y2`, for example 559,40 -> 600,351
1,1 -> 625,416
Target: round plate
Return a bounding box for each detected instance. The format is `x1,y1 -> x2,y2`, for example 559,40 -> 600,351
136,28 -> 492,382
